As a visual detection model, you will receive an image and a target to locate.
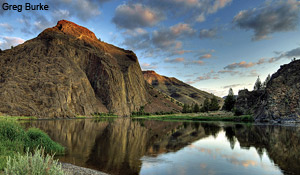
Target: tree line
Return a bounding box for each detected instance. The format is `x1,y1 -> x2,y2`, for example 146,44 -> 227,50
182,96 -> 220,113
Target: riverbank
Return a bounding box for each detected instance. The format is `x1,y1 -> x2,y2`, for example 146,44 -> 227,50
131,112 -> 254,122
61,163 -> 108,175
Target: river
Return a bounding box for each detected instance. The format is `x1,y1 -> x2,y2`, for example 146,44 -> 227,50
22,118 -> 300,175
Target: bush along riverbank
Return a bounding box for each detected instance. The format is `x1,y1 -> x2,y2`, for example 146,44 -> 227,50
0,119 -> 65,173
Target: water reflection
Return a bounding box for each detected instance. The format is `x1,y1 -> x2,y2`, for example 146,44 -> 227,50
23,119 -> 300,175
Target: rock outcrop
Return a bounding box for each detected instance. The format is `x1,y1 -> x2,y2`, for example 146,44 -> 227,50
235,60 -> 300,122
255,60 -> 300,122
234,89 -> 264,115
143,70 -> 223,106
0,20 -> 180,117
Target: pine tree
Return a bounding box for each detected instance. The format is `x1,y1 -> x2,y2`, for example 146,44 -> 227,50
262,74 -> 271,89
254,76 -> 262,91
193,103 -> 200,113
201,98 -> 210,112
209,96 -> 220,111
182,103 -> 188,113
222,88 -> 236,112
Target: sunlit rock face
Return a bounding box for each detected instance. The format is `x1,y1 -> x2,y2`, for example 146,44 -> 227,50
255,60 -> 300,122
0,20 -> 181,117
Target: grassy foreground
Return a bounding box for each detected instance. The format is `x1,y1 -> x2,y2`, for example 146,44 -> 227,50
132,112 -> 254,122
0,119 -> 64,171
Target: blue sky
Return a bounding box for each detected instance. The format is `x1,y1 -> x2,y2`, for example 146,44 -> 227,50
1,0 -> 300,97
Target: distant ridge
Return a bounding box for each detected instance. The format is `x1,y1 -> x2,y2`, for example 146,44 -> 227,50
143,70 -> 223,106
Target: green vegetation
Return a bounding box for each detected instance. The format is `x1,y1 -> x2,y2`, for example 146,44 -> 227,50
92,112 -> 118,117
254,76 -> 262,91
0,120 -> 64,170
0,116 -> 37,120
223,88 -> 236,112
182,96 -> 220,113
132,114 -> 253,122
25,128 -> 64,155
77,112 -> 118,118
5,148 -> 64,175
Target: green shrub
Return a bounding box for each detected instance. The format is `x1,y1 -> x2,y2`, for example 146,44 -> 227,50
25,128 -> 64,155
0,120 -> 26,141
5,148 -> 65,175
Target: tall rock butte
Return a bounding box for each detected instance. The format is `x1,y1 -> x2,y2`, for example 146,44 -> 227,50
0,20 -> 181,118
143,70 -> 223,106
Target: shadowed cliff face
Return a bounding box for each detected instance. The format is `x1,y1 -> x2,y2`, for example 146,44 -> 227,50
0,20 -> 182,117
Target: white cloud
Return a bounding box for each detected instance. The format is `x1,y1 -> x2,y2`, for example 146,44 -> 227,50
0,36 -> 25,50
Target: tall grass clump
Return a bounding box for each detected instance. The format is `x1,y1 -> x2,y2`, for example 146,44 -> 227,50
25,128 -> 64,155
5,148 -> 65,175
0,120 -> 64,170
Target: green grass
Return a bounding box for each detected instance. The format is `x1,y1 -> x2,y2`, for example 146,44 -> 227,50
0,116 -> 37,120
76,112 -> 119,119
132,114 -> 254,122
0,120 -> 64,170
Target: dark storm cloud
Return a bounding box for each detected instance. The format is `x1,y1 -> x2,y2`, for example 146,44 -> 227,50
234,0 -> 300,40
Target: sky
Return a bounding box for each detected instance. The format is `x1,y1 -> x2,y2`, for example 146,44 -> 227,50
1,0 -> 300,97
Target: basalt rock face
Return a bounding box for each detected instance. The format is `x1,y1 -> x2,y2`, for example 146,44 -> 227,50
255,60 -> 300,122
0,20 -> 153,117
143,70 -> 223,106
235,89 -> 264,115
235,60 -> 300,122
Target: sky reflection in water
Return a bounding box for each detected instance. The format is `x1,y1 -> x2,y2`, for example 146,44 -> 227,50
140,131 -> 282,175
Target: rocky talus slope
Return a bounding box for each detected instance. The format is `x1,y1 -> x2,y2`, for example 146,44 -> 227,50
0,20 -> 180,118
143,70 -> 223,106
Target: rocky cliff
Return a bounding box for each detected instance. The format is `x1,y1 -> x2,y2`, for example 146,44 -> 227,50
235,89 -> 264,115
143,70 -> 223,106
255,60 -> 300,122
235,60 -> 300,122
0,20 -> 180,117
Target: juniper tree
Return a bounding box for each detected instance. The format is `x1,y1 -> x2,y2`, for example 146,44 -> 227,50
222,88 -> 236,112
209,96 -> 220,111
254,76 -> 262,91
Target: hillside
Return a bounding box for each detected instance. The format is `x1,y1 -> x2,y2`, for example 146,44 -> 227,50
143,70 -> 223,106
0,20 -> 181,118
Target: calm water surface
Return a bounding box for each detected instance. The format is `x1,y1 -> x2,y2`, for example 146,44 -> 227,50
23,118 -> 300,175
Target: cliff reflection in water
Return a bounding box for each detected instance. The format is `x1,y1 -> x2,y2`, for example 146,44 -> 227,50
23,119 -> 300,175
